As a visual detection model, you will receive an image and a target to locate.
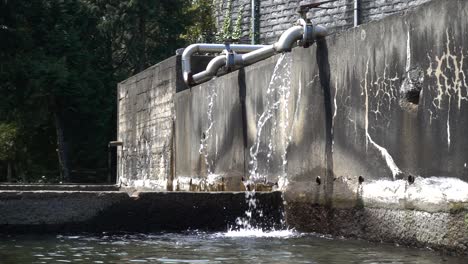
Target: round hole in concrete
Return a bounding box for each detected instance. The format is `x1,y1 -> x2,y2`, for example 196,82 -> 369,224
358,176 -> 364,184
316,176 -> 321,185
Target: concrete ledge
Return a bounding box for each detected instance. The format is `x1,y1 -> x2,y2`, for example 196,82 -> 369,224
285,202 -> 468,255
0,191 -> 283,233
0,184 -> 119,192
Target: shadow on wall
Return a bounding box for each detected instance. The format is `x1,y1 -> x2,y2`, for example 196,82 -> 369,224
316,38 -> 335,208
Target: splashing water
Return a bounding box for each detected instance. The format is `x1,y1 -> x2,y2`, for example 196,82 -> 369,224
199,82 -> 217,176
224,190 -> 297,238
222,228 -> 298,238
249,53 -> 293,184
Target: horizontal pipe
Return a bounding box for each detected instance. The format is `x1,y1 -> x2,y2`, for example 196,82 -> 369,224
183,20 -> 328,86
241,45 -> 276,65
182,44 -> 266,85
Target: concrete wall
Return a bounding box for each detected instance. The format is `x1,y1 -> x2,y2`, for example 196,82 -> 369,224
174,0 -> 468,252
118,57 -> 177,191
174,77 -> 246,191
0,191 -> 283,232
196,0 -> 468,191
115,0 -> 468,253
216,0 -> 432,44
117,56 -> 212,191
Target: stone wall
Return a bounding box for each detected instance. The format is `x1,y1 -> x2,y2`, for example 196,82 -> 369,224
216,0 -> 432,44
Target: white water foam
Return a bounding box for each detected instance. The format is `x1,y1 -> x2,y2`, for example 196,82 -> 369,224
220,228 -> 298,238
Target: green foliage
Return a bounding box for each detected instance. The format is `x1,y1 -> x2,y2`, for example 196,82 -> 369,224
0,123 -> 17,161
220,0 -> 233,41
0,0 -> 204,182
215,0 -> 245,42
465,213 -> 468,228
180,0 -> 217,43
232,5 -> 244,40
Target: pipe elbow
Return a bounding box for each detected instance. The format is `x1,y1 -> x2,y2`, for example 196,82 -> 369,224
181,44 -> 200,61
182,44 -> 201,84
314,25 -> 328,39
274,25 -> 304,52
192,55 -> 226,85
205,55 -> 227,75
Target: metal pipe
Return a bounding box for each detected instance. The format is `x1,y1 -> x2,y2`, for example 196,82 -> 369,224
182,44 -> 266,85
183,19 -> 328,86
273,25 -> 303,52
241,45 -> 276,65
251,0 -> 260,44
354,0 -> 359,27
192,55 -> 227,84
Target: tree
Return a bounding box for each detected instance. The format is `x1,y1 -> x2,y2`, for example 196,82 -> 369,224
0,123 -> 17,182
0,0 -> 218,183
180,0 -> 217,43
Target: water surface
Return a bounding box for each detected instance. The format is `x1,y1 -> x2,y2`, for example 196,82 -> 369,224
0,230 -> 464,263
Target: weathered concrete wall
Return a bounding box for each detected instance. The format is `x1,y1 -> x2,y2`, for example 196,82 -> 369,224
177,0 -> 468,253
216,0 -> 432,44
117,56 -> 212,191
0,191 -> 283,232
118,57 -> 177,191
174,77 -> 246,191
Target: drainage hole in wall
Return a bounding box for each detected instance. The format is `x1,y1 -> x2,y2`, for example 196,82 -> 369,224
316,176 -> 321,185
407,174 -> 415,184
358,176 -> 364,184
405,89 -> 421,105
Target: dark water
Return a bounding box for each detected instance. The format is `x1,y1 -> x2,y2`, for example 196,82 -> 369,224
0,231 -> 465,264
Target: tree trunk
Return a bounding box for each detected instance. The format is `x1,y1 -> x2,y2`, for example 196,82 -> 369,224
7,161 -> 12,182
134,6 -> 147,74
54,109 -> 70,182
14,163 -> 26,183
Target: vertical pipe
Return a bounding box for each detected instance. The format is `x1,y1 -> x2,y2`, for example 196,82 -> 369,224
354,0 -> 360,27
107,145 -> 112,183
251,0 -> 260,44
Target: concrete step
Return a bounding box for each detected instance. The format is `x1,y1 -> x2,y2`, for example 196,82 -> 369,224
0,184 -> 119,192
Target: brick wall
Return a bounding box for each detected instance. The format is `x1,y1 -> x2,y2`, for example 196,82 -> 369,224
216,0 -> 433,44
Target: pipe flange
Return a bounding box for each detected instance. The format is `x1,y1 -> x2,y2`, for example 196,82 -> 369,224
226,52 -> 235,70
303,24 -> 315,48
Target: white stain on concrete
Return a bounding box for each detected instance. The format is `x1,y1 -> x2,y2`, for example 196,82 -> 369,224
362,59 -> 402,180
366,135 -> 402,180
362,177 -> 468,212
426,30 -> 468,147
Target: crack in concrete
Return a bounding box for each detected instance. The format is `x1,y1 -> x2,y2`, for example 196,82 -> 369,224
362,59 -> 402,180
426,30 -> 468,149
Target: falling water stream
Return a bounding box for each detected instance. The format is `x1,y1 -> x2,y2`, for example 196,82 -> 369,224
248,53 -> 293,185
228,54 -> 294,237
199,82 -> 218,177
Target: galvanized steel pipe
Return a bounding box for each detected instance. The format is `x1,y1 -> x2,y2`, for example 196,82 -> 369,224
182,20 -> 328,86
